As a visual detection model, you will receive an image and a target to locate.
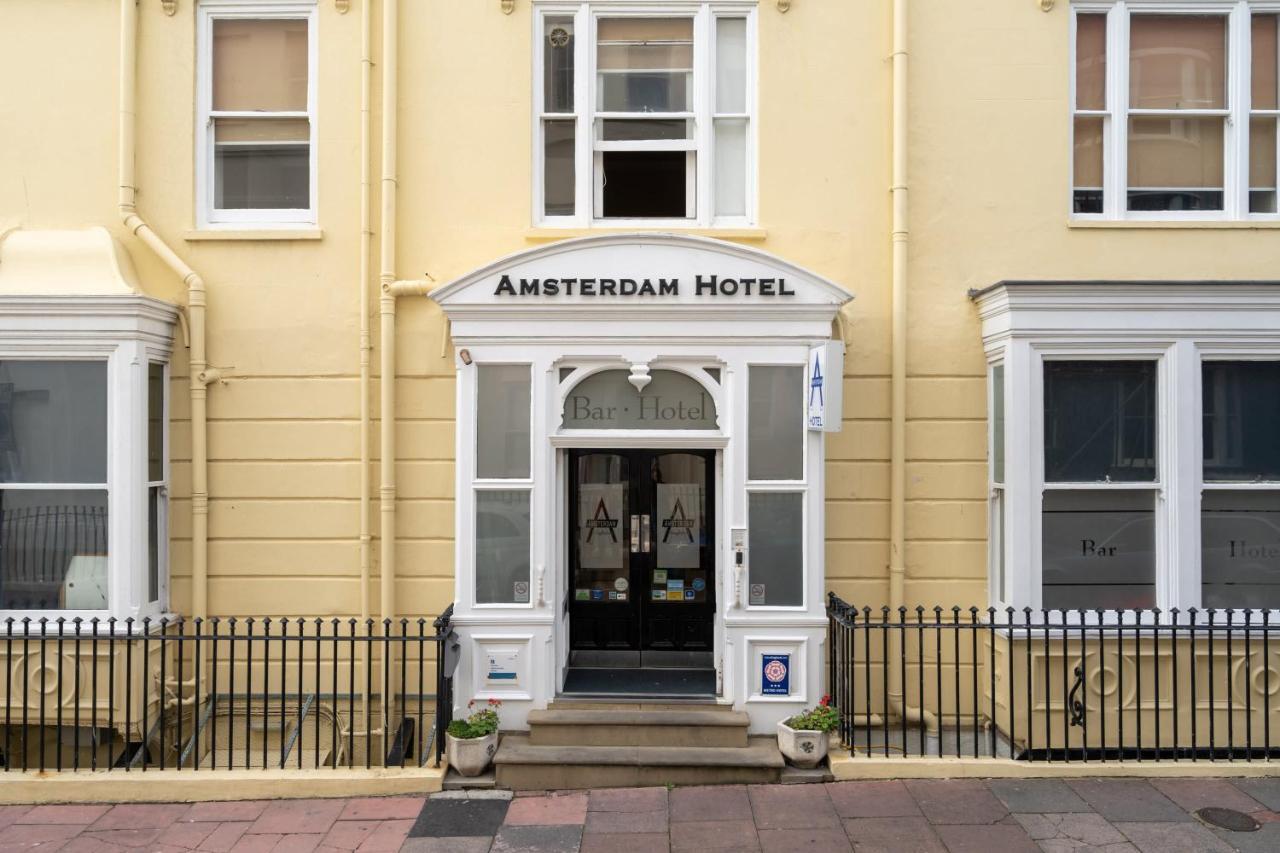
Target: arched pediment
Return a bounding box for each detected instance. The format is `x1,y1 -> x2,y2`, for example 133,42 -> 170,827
430,233 -> 853,312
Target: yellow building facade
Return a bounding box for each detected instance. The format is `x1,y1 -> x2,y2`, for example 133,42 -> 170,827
3,0 -> 1280,778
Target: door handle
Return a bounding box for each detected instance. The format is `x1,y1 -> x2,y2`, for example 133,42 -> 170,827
631,514 -> 641,553
641,515 -> 651,553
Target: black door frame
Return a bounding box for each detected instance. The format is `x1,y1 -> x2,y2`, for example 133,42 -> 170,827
565,447 -> 717,670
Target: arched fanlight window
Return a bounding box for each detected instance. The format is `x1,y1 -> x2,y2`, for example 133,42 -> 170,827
562,369 -> 717,430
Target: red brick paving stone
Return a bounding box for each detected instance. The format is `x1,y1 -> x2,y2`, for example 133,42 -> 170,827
1066,780 -> 1191,823
1151,778 -> 1266,814
579,833 -> 670,853
934,824 -> 1040,853
583,809 -> 667,834
81,828 -> 164,847
668,785 -> 752,823
198,821 -> 254,852
0,825 -> 90,845
320,821 -> 380,851
336,798 -> 425,822
249,801 -> 346,835
747,783 -> 840,830
758,827 -> 853,853
669,819 -> 760,852
352,819 -> 414,853
92,802 -> 193,830
0,806 -> 32,830
59,837 -> 126,853
184,802 -> 271,823
841,817 -> 946,853
17,805 -> 110,825
503,792 -> 588,826
904,779 -> 1010,825
228,833 -> 283,853
587,787 -> 668,813
271,834 -> 324,853
825,780 -> 921,819
156,820 -> 220,849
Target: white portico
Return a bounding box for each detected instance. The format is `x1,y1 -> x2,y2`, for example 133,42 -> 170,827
431,233 -> 851,733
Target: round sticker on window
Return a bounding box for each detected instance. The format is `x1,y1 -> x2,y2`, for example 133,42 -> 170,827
614,577 -> 629,592
691,578 -> 706,592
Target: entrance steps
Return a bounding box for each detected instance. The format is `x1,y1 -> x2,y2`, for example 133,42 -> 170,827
494,701 -> 784,789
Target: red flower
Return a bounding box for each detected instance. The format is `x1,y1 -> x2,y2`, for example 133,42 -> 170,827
820,694 -> 831,707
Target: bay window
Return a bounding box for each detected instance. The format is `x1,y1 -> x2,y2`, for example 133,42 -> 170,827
197,0 -> 317,228
976,282 -> 1280,616
1072,1 -> 1280,220
535,2 -> 756,227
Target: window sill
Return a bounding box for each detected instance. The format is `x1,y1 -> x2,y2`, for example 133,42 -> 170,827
184,229 -> 323,242
524,226 -> 768,243
1069,219 -> 1280,230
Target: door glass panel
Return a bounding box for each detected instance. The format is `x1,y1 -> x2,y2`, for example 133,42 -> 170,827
574,454 -> 630,603
653,453 -> 707,605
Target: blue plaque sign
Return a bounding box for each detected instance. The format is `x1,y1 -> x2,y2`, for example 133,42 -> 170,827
761,654 -> 791,696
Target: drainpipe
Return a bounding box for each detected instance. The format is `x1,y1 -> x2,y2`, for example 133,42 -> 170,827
887,0 -> 939,741
378,0 -> 399,634
119,0 -> 217,619
356,0 -> 374,743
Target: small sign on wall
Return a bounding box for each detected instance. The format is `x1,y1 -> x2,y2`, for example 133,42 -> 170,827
486,649 -> 520,684
761,653 -> 791,696
807,342 -> 844,433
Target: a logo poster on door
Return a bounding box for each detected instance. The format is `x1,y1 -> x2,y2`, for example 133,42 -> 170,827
762,654 -> 791,696
657,483 -> 701,568
579,483 -> 624,569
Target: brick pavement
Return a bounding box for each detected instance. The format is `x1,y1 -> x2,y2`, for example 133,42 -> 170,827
4,778 -> 1280,853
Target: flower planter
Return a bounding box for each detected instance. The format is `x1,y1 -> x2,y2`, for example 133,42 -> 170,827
776,720 -> 829,769
445,731 -> 499,777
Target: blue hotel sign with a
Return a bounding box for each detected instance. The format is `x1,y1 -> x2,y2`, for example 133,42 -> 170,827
807,342 -> 844,433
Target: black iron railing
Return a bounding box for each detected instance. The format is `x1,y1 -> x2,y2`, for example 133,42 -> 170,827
0,608 -> 455,773
827,593 -> 1280,762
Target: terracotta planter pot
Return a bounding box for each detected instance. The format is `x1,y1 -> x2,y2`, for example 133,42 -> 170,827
445,731 -> 499,777
776,720 -> 829,769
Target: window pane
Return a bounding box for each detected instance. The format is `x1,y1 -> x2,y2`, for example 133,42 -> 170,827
1203,361 -> 1280,482
148,485 -> 161,604
1073,116 -> 1104,214
1042,490 -> 1155,610
714,118 -> 748,217
544,120 -> 576,216
1129,15 -> 1226,110
543,16 -> 575,113
562,369 -> 716,430
991,364 -> 1005,484
991,490 -> 1006,603
716,17 -> 747,114
1044,361 -> 1156,483
749,366 -> 803,481
476,365 -> 531,479
475,490 -> 531,604
1127,116 -> 1224,211
1253,14 -> 1278,111
0,489 -> 108,610
598,119 -> 692,141
0,361 -> 107,484
148,363 -> 164,483
597,18 -> 693,113
748,492 -> 803,607
212,18 -> 308,112
600,151 -> 692,218
214,119 -> 310,210
1076,13 -> 1107,111
1202,491 -> 1280,609
1249,117 -> 1278,214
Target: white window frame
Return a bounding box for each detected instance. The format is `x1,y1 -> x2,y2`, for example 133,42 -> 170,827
976,283 -> 1280,624
532,1 -> 758,229
1071,0 -> 1280,222
196,0 -> 319,230
0,340 -> 173,625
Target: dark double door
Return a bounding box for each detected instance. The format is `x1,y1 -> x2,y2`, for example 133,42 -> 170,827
568,449 -> 715,668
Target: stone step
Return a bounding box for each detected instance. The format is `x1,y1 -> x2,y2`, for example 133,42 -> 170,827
528,707 -> 750,748
493,734 -> 784,790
